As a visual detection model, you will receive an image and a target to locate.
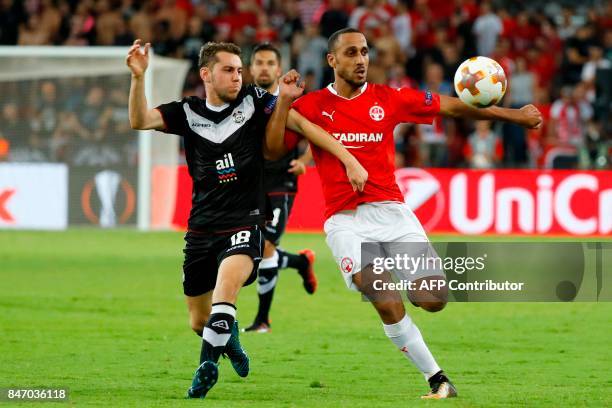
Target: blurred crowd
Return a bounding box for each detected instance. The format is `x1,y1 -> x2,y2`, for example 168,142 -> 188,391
0,78 -> 137,166
0,0 -> 610,169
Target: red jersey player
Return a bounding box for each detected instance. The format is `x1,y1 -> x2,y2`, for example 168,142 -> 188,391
269,28 -> 542,399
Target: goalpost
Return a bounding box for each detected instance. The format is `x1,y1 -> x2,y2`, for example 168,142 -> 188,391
0,47 -> 189,231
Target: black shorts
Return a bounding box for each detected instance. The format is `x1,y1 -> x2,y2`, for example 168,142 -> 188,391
182,225 -> 264,297
263,193 -> 295,246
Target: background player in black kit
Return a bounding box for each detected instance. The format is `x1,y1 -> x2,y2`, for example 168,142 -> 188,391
244,43 -> 317,334
126,39 -> 367,399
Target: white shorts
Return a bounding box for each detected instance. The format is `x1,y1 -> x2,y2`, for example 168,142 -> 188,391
324,201 -> 437,291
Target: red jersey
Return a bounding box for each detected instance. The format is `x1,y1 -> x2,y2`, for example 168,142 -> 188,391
290,83 -> 440,219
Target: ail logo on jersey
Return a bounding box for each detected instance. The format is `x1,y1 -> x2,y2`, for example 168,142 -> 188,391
216,153 -> 238,183
369,104 -> 385,121
331,132 -> 383,148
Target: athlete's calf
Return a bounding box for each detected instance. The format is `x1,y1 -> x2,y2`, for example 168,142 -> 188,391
186,292 -> 212,336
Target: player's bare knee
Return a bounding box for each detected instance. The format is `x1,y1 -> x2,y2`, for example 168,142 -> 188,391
419,300 -> 447,313
373,301 -> 406,324
263,240 -> 276,258
409,276 -> 448,312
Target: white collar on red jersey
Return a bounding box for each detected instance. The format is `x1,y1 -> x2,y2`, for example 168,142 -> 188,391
326,82 -> 368,100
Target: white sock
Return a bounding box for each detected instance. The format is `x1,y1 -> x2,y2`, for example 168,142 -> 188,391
259,251 -> 279,269
257,251 -> 279,294
383,314 -> 441,380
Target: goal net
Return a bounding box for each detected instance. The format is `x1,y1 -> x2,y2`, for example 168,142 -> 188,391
0,47 -> 189,230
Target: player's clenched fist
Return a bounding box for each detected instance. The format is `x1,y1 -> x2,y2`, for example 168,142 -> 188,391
126,39 -> 150,78
279,69 -> 305,100
517,104 -> 543,129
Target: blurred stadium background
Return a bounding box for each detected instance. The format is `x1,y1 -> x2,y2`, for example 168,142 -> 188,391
0,0 -> 610,232
0,0 -> 610,406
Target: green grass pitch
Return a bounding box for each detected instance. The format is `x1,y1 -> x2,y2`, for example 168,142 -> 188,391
1,230 -> 610,407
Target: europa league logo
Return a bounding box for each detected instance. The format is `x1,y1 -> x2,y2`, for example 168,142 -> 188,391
81,170 -> 135,227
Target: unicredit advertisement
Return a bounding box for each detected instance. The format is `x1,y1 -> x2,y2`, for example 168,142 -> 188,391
0,163 -> 68,230
171,167 -> 611,237
393,168 -> 611,236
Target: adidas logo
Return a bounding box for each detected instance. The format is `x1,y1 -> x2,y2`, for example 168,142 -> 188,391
211,320 -> 229,330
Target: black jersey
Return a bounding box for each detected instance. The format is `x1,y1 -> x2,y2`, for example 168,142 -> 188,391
263,148 -> 299,194
156,85 -> 277,230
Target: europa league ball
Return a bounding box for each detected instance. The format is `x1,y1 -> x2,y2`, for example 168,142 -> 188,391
454,56 -> 507,108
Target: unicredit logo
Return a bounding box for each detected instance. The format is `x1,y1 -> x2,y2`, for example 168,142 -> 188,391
395,169 -> 612,236
395,168 -> 445,231
0,188 -> 15,223
449,173 -> 612,235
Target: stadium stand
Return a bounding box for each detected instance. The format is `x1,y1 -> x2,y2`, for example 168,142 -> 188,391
0,0 -> 610,169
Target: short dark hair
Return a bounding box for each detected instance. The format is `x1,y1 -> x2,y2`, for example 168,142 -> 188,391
327,27 -> 363,53
198,42 -> 242,69
251,43 -> 282,64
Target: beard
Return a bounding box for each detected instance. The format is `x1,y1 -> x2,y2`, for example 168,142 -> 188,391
338,69 -> 366,88
345,77 -> 366,88
216,87 -> 240,103
255,77 -> 274,89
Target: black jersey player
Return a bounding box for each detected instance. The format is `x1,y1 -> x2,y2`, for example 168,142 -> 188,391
243,43 -> 317,333
126,39 -> 367,399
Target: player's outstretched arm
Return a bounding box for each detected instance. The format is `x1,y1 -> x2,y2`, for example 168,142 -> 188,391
287,109 -> 368,192
126,39 -> 165,130
264,70 -> 367,191
439,95 -> 543,129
